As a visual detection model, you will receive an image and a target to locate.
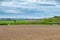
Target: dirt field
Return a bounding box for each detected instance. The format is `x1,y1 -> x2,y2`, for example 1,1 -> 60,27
0,25 -> 60,40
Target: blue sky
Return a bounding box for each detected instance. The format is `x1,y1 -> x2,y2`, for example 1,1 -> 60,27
0,0 -> 60,19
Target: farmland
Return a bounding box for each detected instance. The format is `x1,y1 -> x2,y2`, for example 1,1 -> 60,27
0,25 -> 60,40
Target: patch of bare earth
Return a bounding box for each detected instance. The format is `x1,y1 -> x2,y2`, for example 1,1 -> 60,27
0,25 -> 60,40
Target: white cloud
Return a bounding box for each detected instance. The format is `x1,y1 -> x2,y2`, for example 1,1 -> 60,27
1,0 -> 58,7
0,0 -> 60,16
4,10 -> 20,13
1,1 -> 16,7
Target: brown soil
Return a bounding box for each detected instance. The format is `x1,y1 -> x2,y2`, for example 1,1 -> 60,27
0,25 -> 60,40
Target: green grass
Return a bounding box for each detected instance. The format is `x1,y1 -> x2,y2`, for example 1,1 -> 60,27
0,16 -> 60,25
0,19 -> 59,25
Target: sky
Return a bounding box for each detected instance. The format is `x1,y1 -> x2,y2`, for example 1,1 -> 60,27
0,0 -> 60,19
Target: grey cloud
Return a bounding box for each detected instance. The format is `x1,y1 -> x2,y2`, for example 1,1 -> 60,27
0,0 -> 26,2
36,4 -> 56,6
55,0 -> 60,1
41,4 -> 56,6
0,0 -> 13,1
55,0 -> 60,4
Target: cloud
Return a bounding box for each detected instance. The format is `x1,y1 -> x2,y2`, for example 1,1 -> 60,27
55,0 -> 60,4
0,0 -> 57,12
36,4 -> 56,6
0,0 -> 60,18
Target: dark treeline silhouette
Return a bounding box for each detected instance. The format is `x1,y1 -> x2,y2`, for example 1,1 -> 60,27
53,16 -> 60,18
